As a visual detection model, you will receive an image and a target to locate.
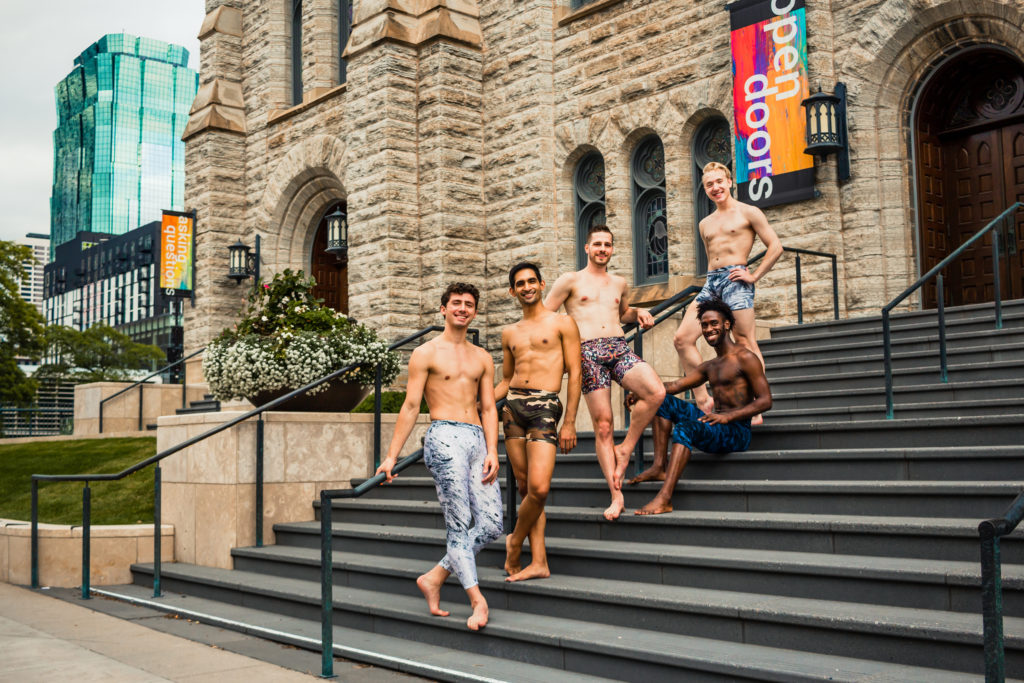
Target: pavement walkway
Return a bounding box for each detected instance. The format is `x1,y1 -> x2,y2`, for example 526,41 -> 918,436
0,582 -> 418,682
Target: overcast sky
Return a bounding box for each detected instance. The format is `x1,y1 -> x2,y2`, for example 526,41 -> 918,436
0,1 -> 205,244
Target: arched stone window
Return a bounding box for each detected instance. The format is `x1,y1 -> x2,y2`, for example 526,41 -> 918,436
291,0 -> 303,105
692,117 -> 732,274
631,135 -> 668,284
574,152 -> 606,269
338,0 -> 352,84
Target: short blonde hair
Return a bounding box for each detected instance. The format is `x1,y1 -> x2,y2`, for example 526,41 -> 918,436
702,161 -> 732,182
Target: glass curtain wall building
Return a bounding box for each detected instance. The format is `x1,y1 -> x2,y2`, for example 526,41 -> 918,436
50,34 -> 197,257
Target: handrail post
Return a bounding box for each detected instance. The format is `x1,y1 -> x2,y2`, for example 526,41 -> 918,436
99,402 -> 104,434
256,415 -> 264,548
883,310 -> 894,419
320,491 -> 335,678
937,273 -> 948,383
632,329 -> 645,479
980,522 -> 1005,682
831,255 -> 839,320
138,384 -> 144,431
30,479 -> 39,589
373,365 -> 383,470
81,484 -> 91,600
795,254 -> 803,324
154,465 -> 162,597
993,226 -> 1003,330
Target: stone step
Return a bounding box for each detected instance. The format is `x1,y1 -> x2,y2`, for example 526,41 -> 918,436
766,358 -> 1024,393
127,564 -> 1022,679
766,300 -> 1024,341
348,476 -> 1023,519
311,502 -> 1024,563
246,526 -> 1024,614
91,583 -> 618,683
770,378 -> 1022,410
762,397 -> 1024,423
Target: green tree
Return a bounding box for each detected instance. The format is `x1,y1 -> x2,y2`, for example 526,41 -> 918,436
39,324 -> 165,382
0,241 -> 46,405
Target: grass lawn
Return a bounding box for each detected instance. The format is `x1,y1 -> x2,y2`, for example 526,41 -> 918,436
0,437 -> 157,525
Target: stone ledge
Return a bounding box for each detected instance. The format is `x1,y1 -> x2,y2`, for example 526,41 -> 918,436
345,0 -> 483,59
267,84 -> 347,126
198,5 -> 243,40
556,0 -> 628,27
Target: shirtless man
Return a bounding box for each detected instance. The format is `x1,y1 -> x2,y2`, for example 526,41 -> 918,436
376,282 -> 502,631
545,225 -> 666,521
633,298 -> 772,515
671,161 -> 781,423
494,262 -> 582,582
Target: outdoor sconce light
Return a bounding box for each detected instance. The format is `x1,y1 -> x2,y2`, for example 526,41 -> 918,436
227,235 -> 261,283
325,207 -> 349,263
801,82 -> 850,181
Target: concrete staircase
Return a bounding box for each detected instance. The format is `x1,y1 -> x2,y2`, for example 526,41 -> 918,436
104,300 -> 1024,681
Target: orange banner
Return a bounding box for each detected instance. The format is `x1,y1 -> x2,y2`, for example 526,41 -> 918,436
160,211 -> 194,291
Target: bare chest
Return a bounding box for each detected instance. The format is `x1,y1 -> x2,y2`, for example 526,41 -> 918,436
508,324 -> 559,356
568,279 -> 621,312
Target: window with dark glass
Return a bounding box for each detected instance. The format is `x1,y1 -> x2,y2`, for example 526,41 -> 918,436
574,152 -> 606,269
692,117 -> 732,274
338,0 -> 352,84
292,0 -> 303,105
631,135 -> 668,284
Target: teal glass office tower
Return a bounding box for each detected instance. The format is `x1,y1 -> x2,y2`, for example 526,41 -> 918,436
50,34 -> 198,257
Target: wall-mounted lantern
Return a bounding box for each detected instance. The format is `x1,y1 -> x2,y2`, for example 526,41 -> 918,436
801,82 -> 850,182
227,235 -> 261,283
325,207 -> 348,263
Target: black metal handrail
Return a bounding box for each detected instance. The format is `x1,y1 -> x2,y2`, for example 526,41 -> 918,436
881,202 -> 1022,418
748,245 -> 840,324
979,491 -> 1024,682
98,347 -> 205,433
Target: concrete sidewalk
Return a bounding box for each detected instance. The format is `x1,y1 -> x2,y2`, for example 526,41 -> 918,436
0,582 -> 417,682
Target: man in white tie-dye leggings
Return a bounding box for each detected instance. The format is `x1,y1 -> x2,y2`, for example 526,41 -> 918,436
377,282 -> 503,631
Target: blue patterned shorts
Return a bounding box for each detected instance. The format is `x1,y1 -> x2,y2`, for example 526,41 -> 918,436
656,395 -> 751,454
695,265 -> 755,311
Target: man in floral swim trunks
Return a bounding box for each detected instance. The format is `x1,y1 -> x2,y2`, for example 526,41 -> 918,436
545,225 -> 665,520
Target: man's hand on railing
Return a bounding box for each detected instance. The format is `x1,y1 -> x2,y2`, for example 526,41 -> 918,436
637,308 -> 655,329
375,456 -> 398,483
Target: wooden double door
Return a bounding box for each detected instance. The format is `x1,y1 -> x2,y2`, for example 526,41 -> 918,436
310,202 -> 348,314
916,51 -> 1024,307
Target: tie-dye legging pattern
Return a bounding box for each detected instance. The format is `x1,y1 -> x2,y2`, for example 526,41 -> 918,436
423,420 -> 504,589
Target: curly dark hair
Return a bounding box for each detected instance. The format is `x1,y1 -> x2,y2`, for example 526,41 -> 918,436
696,298 -> 735,327
508,261 -> 542,289
441,282 -> 479,308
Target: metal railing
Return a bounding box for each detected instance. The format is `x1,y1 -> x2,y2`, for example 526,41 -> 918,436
881,202 -> 1021,418
98,348 -> 205,433
748,246 -> 840,324
0,407 -> 74,438
979,491 -> 1024,682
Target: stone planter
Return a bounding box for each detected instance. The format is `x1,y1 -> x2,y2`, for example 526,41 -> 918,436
249,380 -> 371,412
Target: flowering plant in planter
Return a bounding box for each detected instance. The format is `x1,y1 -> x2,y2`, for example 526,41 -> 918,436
203,269 -> 400,404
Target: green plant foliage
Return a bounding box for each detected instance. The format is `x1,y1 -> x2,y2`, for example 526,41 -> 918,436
203,270 -> 401,402
36,324 -> 166,382
0,241 -> 47,406
0,438 -> 157,525
352,391 -> 428,414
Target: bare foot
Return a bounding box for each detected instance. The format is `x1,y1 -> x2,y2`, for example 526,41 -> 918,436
506,562 -> 551,582
612,444 -> 631,489
603,492 -> 625,521
635,497 -> 673,515
416,572 -> 450,617
466,600 -> 489,630
751,413 -> 764,426
504,535 -> 522,576
628,466 -> 666,485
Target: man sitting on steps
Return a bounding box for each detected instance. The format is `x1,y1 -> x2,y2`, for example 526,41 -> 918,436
629,298 -> 773,515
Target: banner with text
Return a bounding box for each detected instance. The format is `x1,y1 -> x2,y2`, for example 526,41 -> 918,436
160,210 -> 194,292
729,0 -> 814,208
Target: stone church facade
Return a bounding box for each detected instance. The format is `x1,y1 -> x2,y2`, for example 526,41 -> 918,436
182,0 -> 1024,355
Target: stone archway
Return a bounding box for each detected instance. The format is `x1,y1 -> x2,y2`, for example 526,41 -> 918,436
914,48 -> 1024,306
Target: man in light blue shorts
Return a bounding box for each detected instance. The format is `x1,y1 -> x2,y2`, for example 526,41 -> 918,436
631,299 -> 772,514
377,282 -> 502,631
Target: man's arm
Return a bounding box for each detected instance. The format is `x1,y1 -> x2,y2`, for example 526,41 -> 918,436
543,272 -> 573,312
494,328 -> 514,403
663,366 -> 708,396
700,351 -> 772,424
477,349 -> 500,484
617,278 -> 654,329
731,205 -> 782,285
376,346 -> 429,482
558,315 -> 582,454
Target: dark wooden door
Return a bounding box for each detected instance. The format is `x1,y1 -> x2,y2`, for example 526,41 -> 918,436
1001,123 -> 1024,299
916,133 -> 948,307
310,203 -> 348,314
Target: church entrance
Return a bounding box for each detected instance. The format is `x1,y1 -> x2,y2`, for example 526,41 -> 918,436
915,49 -> 1024,307
310,201 -> 348,314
